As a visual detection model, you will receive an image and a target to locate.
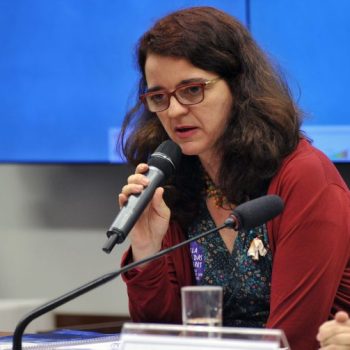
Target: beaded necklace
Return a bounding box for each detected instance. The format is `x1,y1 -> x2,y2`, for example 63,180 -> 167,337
203,172 -> 232,209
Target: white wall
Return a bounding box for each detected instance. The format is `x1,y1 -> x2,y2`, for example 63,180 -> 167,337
0,163 -> 133,322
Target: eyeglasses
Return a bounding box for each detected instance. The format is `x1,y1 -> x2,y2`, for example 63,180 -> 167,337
140,77 -> 221,112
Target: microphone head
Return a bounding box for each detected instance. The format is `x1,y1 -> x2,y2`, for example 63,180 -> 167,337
148,140 -> 182,178
229,195 -> 284,231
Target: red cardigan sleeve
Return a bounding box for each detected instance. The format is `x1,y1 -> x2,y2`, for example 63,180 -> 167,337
121,223 -> 194,323
266,140 -> 350,349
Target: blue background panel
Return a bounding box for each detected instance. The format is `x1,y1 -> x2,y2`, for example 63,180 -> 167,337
250,0 -> 350,161
0,0 -> 246,163
1,0 -> 349,162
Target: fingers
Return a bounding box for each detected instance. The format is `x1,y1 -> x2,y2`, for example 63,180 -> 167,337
128,164 -> 150,186
320,331 -> 350,348
317,322 -> 340,343
118,163 -> 150,207
320,345 -> 350,350
135,163 -> 149,174
317,313 -> 350,348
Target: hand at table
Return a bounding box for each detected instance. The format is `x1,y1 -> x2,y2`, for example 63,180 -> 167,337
317,311 -> 350,349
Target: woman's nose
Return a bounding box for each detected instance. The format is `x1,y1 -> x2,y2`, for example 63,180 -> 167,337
166,96 -> 189,118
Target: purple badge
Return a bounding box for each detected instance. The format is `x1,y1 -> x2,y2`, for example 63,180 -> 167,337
190,241 -> 205,283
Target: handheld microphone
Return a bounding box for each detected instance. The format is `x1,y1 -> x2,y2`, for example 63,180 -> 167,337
103,140 -> 182,253
12,194 -> 284,350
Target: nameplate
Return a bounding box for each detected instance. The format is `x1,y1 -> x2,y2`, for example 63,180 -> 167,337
119,323 -> 289,350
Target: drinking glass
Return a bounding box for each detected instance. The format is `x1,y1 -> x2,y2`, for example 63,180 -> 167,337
181,285 -> 223,327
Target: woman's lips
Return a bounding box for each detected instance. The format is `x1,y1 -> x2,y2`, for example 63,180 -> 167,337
175,126 -> 198,138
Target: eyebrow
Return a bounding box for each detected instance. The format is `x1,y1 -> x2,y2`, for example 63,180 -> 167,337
146,77 -> 206,93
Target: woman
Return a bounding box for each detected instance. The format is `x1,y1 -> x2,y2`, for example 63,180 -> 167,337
318,311 -> 350,349
118,6 -> 350,349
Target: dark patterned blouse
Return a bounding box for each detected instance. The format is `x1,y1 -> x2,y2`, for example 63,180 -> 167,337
187,200 -> 273,328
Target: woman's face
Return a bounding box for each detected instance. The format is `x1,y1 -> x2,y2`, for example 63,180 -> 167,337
144,54 -> 233,165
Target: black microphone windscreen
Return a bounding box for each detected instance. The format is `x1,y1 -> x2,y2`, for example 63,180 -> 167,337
233,195 -> 284,231
148,140 -> 182,178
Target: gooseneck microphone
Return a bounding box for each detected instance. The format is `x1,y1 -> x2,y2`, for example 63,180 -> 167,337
226,194 -> 284,230
12,194 -> 283,350
103,140 -> 182,254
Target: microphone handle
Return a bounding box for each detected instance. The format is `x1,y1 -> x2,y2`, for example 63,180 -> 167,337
12,221 -> 231,350
103,166 -> 164,253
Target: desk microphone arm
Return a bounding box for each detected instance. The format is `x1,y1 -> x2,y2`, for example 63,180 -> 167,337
12,221 -> 232,350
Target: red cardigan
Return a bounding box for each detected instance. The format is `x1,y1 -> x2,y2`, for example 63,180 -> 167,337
121,139 -> 350,350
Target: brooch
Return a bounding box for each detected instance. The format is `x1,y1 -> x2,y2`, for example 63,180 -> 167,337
247,237 -> 267,261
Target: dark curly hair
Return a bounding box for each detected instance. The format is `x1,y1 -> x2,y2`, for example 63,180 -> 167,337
118,6 -> 303,230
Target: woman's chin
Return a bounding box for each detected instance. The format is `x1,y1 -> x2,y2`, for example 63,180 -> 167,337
178,146 -> 201,157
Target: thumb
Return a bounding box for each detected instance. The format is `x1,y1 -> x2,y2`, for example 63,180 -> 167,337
152,187 -> 170,219
335,311 -> 350,323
